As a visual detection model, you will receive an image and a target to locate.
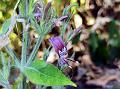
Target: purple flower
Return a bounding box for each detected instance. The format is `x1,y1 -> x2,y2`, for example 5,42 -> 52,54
49,36 -> 65,54
34,3 -> 42,22
34,12 -> 41,22
49,36 -> 68,66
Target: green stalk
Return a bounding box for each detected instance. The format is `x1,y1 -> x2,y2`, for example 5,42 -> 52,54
5,82 -> 11,89
0,81 -> 11,89
26,36 -> 44,66
26,0 -> 29,17
21,0 -> 29,89
21,22 -> 29,66
22,76 -> 27,89
5,45 -> 20,68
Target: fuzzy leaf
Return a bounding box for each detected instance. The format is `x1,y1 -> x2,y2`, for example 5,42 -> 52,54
19,0 -> 26,16
0,15 -> 16,48
23,60 -> 76,87
0,19 -> 11,35
62,3 -> 78,16
29,0 -> 35,15
0,19 -> 11,48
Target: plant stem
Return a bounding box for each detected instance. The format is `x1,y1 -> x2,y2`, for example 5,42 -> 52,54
5,45 -> 20,68
26,36 -> 44,66
21,22 -> 29,66
5,83 -> 11,89
0,82 -> 11,89
22,76 -> 27,89
25,0 -> 28,17
21,0 -> 29,88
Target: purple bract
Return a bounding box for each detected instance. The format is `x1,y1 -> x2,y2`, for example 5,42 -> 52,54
49,36 -> 68,66
49,36 -> 66,54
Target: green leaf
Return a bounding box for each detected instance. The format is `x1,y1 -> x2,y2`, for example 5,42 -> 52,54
0,52 -> 10,80
23,60 -> 76,87
0,19 -> 11,35
0,52 -> 11,89
0,14 -> 16,36
0,19 -> 11,48
62,3 -> 78,16
19,0 -> 26,16
28,0 -> 35,15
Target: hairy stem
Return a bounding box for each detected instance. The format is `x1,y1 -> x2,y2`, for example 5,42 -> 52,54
21,22 -> 29,66
5,45 -> 20,68
26,35 -> 44,66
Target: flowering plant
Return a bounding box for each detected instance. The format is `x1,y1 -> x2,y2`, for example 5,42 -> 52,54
0,0 -> 79,89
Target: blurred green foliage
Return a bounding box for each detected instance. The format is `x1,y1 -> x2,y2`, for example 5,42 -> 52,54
89,20 -> 120,66
108,21 -> 120,47
0,0 -> 17,30
1,0 -> 120,65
